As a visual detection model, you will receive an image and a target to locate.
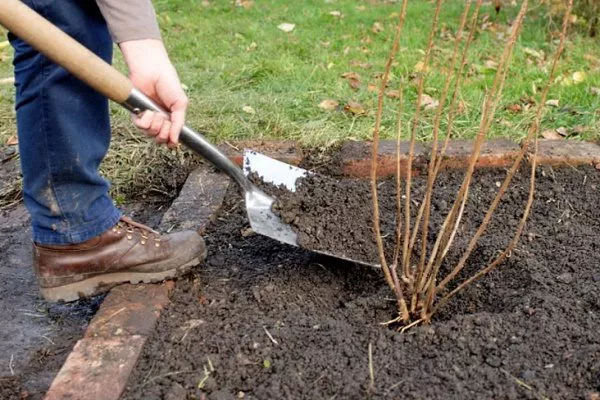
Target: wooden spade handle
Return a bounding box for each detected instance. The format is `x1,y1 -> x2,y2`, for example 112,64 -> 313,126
0,0 -> 133,103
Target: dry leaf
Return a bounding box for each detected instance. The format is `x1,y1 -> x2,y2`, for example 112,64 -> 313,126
349,60 -> 372,69
506,103 -> 522,113
329,11 -> 343,18
367,83 -> 378,93
277,23 -> 296,33
545,99 -> 559,107
591,87 -> 600,96
556,127 -> 568,137
386,90 -> 401,99
318,99 -> 339,111
201,0 -> 211,7
413,61 -> 429,73
541,129 -> 563,140
344,101 -> 366,115
419,94 -> 439,110
242,105 -> 256,115
484,59 -> 498,71
372,22 -> 384,34
246,42 -> 258,52
572,71 -> 586,84
235,0 -> 253,8
6,135 -> 18,145
523,47 -> 544,60
342,72 -> 361,91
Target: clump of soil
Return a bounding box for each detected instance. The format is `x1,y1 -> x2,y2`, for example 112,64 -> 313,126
123,165 -> 600,400
272,174 -> 379,263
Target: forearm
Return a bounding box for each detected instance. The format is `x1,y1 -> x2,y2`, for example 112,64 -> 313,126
95,0 -> 161,43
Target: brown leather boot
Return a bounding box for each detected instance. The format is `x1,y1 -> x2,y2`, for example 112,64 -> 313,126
33,216 -> 206,302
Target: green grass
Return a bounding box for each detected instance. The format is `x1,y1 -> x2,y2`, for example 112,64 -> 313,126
2,1 -> 599,146
0,0 -> 599,201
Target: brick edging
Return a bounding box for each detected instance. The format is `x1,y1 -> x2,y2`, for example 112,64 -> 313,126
219,139 -> 600,178
44,138 -> 600,399
44,166 -> 230,400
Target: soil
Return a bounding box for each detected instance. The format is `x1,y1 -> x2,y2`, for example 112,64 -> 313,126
123,164 -> 600,400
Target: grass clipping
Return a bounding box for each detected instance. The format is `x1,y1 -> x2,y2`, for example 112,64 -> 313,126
371,0 -> 573,329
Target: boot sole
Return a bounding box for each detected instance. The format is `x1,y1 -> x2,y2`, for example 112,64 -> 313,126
39,258 -> 200,303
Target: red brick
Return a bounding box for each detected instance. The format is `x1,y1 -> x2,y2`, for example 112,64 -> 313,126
44,336 -> 145,400
340,140 -> 428,178
219,140 -> 303,167
436,139 -> 522,170
85,282 -> 173,338
532,140 -> 600,166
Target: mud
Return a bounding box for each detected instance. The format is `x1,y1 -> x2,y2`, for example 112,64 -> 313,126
123,165 -> 600,400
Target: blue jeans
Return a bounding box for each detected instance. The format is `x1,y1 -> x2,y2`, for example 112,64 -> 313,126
9,0 -> 121,245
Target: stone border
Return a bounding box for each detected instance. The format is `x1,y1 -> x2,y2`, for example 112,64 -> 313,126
44,139 -> 600,399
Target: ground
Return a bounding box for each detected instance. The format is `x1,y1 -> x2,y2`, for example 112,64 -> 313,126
121,164 -> 600,400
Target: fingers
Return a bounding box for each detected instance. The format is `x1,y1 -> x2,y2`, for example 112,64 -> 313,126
167,96 -> 188,147
133,111 -> 171,145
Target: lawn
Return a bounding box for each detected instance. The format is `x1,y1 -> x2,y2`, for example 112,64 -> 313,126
0,0 -> 599,199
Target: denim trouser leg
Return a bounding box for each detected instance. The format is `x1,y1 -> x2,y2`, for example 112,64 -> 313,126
9,0 -> 121,245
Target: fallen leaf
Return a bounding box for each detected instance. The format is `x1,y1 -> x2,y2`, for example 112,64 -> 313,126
523,47 -> 544,60
372,22 -> 384,34
545,99 -> 559,107
242,105 -> 256,115
0,77 -> 14,85
6,135 -> 18,146
343,46 -> 351,55
235,0 -> 253,8
555,126 -> 568,137
572,71 -> 586,84
277,23 -> 296,33
419,94 -> 439,110
344,101 -> 366,115
246,42 -> 258,52
484,59 -> 498,71
541,129 -> 563,140
591,87 -> 600,96
329,11 -> 343,18
201,0 -> 211,7
386,90 -> 401,99
457,100 -> 468,114
349,60 -> 372,69
181,83 -> 189,91
506,103 -> 522,113
342,72 -> 361,91
413,61 -> 429,73
367,83 -> 378,93
318,99 -> 339,111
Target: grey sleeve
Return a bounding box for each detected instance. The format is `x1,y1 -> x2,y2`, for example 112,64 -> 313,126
96,0 -> 162,43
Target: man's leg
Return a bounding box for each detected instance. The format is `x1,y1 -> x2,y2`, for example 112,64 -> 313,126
10,0 -> 120,245
9,0 -> 205,302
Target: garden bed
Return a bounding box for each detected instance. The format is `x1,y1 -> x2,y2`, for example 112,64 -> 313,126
122,164 -> 600,400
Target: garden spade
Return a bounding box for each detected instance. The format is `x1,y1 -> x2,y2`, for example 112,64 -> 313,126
0,0 -> 379,267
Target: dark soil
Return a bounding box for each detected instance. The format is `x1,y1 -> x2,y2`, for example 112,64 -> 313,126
123,165 -> 600,400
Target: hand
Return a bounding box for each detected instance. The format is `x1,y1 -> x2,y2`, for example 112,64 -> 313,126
119,39 -> 188,148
